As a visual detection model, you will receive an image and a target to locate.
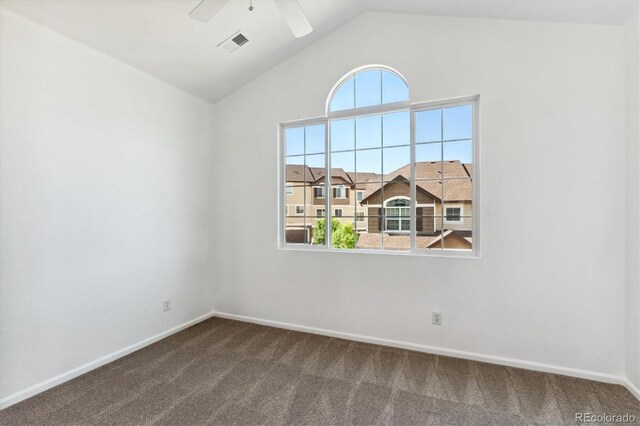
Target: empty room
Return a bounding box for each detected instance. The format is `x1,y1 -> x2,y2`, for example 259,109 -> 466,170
1,0 -> 640,424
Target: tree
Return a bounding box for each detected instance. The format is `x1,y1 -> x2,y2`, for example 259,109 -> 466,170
312,219 -> 358,249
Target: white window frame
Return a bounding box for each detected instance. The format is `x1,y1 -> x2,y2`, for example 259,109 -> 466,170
444,204 -> 464,224
356,191 -> 364,202
384,196 -> 411,233
295,205 -> 304,215
356,211 -> 365,222
316,208 -> 325,217
286,183 -> 294,195
335,185 -> 347,199
278,67 -> 479,257
334,208 -> 343,217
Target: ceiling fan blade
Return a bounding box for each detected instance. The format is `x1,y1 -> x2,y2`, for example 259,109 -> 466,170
273,0 -> 313,38
189,0 -> 229,23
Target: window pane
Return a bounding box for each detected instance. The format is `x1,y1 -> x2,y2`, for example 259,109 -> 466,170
284,185 -> 306,203
416,179 -> 443,203
305,124 -> 325,155
356,148 -> 382,176
331,151 -> 354,174
381,185 -> 410,210
442,215 -> 472,251
381,233 -> 410,251
286,156 -> 309,182
285,126 -> 305,156
416,144 -> 442,177
443,105 -> 472,141
416,203 -> 440,235
383,111 -> 410,147
330,77 -> 354,112
356,115 -> 381,149
442,179 -> 473,213
285,224 -> 308,244
355,221 -> 383,250
443,140 -> 472,178
330,118 -> 354,152
355,70 -> 382,108
416,219 -> 443,250
326,216 -> 358,249
382,71 -> 409,104
305,153 -> 325,169
383,146 -> 410,174
415,109 -> 442,143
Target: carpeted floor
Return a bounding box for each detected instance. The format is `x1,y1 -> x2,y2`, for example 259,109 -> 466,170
1,317 -> 639,425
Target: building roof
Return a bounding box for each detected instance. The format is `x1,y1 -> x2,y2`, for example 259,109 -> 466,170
356,231 -> 472,250
359,161 -> 472,202
347,172 -> 382,189
286,164 -> 312,183
285,160 -> 472,201
309,167 -> 352,184
463,163 -> 473,177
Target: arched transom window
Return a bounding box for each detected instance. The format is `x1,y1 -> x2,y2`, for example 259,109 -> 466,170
328,67 -> 409,113
280,65 -> 478,255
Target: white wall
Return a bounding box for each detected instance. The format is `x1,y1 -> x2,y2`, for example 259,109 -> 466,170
0,9 -> 215,400
211,13 -> 627,378
626,7 -> 640,392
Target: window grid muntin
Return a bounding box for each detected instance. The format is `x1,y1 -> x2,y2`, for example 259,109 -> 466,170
282,92 -> 477,256
328,67 -> 409,115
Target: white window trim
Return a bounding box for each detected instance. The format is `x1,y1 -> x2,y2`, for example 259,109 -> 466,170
316,208 -> 325,217
384,196 -> 411,233
334,208 -> 343,217
279,88 -> 480,258
356,191 -> 364,202
286,183 -> 294,195
444,204 -> 464,224
295,205 -> 304,215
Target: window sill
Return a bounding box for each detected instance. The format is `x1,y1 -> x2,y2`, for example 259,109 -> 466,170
278,245 -> 480,259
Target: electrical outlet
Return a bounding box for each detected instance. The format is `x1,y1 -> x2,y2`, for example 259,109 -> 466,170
163,299 -> 170,312
432,312 -> 442,325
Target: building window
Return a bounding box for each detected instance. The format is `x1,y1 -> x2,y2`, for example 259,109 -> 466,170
445,206 -> 462,223
286,184 -> 294,195
316,208 -> 325,217
295,205 -> 304,215
385,198 -> 410,232
280,65 -> 477,255
314,184 -> 325,198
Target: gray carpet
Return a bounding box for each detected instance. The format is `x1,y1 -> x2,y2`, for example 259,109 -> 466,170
1,317 -> 638,425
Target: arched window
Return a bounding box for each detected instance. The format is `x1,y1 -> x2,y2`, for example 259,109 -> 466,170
384,197 -> 411,232
328,66 -> 409,114
280,65 -> 477,255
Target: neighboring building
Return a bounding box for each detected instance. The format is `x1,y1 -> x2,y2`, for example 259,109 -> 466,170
285,160 -> 473,249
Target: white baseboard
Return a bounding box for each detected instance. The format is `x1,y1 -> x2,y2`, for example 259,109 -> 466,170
623,379 -> 640,401
0,311 -> 217,411
2,310 -> 638,410
212,311 -> 639,401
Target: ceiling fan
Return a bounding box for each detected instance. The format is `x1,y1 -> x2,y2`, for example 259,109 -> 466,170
189,0 -> 313,38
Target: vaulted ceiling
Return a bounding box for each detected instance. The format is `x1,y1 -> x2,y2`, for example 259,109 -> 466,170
1,0 -> 637,103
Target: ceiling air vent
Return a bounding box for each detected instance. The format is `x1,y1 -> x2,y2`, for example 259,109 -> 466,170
218,31 -> 249,53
